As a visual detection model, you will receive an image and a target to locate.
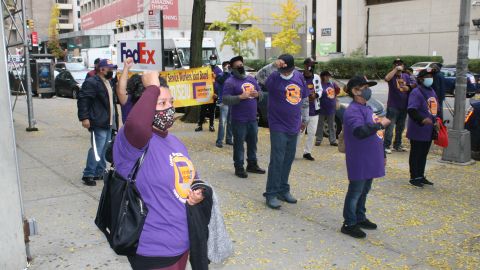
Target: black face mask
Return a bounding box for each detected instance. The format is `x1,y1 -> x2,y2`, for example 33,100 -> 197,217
232,66 -> 246,79
105,71 -> 114,80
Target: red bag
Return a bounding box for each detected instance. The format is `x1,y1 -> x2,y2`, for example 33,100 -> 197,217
434,117 -> 448,147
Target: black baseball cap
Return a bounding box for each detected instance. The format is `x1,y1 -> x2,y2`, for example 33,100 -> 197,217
417,68 -> 434,78
393,58 -> 404,65
347,75 -> 377,92
320,71 -> 332,77
304,57 -> 317,65
94,58 -> 101,65
229,55 -> 244,65
278,54 -> 295,73
209,54 -> 218,60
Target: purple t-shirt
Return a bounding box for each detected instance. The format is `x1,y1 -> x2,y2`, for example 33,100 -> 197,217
121,95 -> 133,124
223,75 -> 260,122
305,76 -> 319,116
407,86 -> 438,142
318,82 -> 337,116
113,128 -> 195,257
387,73 -> 411,109
343,102 -> 385,181
266,71 -> 309,135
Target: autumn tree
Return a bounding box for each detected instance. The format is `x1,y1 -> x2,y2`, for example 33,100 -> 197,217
181,0 -> 206,123
47,4 -> 65,59
209,0 -> 264,57
271,0 -> 303,54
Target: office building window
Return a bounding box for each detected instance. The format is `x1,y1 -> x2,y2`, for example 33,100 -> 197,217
366,0 -> 410,5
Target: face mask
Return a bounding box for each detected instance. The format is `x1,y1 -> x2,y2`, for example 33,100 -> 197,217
423,78 -> 434,88
105,71 -> 113,80
280,72 -> 294,80
329,78 -> 333,83
232,67 -> 246,79
360,88 -> 372,101
152,107 -> 175,131
210,60 -> 217,66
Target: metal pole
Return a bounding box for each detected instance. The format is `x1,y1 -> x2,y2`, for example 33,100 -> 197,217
311,0 -> 316,59
366,8 -> 370,56
21,0 -> 37,131
160,9 -> 165,71
441,0 -> 472,164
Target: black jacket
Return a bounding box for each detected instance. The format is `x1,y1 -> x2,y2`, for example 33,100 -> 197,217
77,75 -> 116,129
187,182 -> 213,270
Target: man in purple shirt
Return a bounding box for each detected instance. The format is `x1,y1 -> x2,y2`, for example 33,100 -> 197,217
223,56 -> 266,178
342,75 -> 390,238
315,71 -> 340,146
384,58 -> 413,154
195,54 -> 221,132
264,54 -> 309,209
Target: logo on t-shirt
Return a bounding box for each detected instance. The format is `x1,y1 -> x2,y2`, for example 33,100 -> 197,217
170,153 -> 196,203
307,83 -> 314,90
396,78 -> 408,92
285,84 -> 301,105
372,114 -> 384,140
427,97 -> 438,116
241,82 -> 255,99
326,87 -> 335,99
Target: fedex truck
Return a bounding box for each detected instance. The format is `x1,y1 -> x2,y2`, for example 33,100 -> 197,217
81,46 -> 117,69
117,38 -> 219,71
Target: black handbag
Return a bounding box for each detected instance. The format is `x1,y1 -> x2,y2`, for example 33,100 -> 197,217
95,148 -> 149,256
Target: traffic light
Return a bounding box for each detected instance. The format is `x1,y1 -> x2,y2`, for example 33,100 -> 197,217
26,19 -> 34,29
115,19 -> 124,28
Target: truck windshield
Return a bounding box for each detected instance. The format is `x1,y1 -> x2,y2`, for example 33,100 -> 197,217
177,48 -> 218,66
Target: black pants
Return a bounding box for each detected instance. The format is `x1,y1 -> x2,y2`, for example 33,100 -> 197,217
409,140 -> 432,180
198,103 -> 216,127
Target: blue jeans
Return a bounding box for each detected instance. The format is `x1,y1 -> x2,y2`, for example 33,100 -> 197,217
83,127 -> 111,177
264,131 -> 298,198
343,179 -> 373,226
216,104 -> 233,145
232,120 -> 258,169
384,107 -> 407,149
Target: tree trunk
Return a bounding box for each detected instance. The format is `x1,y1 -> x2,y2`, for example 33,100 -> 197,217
181,0 -> 206,123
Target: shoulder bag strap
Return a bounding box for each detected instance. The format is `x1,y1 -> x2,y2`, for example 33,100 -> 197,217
127,145 -> 149,183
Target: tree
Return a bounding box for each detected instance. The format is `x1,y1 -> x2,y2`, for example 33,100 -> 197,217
209,0 -> 264,57
181,0 -> 206,123
47,4 -> 65,60
271,0 -> 303,55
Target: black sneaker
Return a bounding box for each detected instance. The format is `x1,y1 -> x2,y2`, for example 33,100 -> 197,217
93,175 -> 103,181
303,153 -> 315,161
246,162 -> 266,174
266,196 -> 282,209
226,141 -> 234,146
216,143 -> 223,148
330,142 -> 338,146
358,219 -> 377,230
315,141 -> 321,146
82,177 -> 96,186
409,178 -> 424,188
234,167 -> 248,178
341,224 -> 366,239
195,126 -> 203,132
209,126 -> 215,132
421,177 -> 434,185
277,192 -> 297,204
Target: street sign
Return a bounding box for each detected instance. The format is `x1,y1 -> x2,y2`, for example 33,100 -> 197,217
321,28 -> 332,36
265,37 -> 272,48
147,9 -> 161,30
146,0 -> 179,28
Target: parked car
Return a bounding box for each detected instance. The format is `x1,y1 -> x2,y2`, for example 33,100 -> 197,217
411,62 -> 441,76
441,67 -> 478,98
257,78 -> 386,138
54,62 -> 89,99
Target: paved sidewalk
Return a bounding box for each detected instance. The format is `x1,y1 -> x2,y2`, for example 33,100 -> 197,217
13,96 -> 480,270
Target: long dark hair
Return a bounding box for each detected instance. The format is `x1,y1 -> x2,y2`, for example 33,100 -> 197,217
127,74 -> 169,104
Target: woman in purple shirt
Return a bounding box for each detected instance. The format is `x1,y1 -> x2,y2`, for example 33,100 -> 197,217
342,76 -> 390,239
406,69 -> 438,187
113,71 -> 205,270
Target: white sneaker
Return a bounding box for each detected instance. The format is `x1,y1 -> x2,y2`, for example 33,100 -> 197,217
385,148 -> 392,154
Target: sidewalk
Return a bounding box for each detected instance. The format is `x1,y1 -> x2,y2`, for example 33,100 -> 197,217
13,96 -> 480,270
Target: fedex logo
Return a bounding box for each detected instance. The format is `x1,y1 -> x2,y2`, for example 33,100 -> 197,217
120,42 -> 156,64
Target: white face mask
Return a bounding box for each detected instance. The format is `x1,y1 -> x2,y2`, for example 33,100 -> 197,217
280,72 -> 294,80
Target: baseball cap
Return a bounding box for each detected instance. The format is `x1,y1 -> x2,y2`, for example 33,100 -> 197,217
229,55 -> 244,65
393,58 -> 404,65
278,54 -> 295,73
417,68 -> 434,78
320,71 -> 332,77
346,75 -> 377,92
304,57 -> 317,66
94,58 -> 101,65
98,59 -> 117,69
209,54 -> 218,60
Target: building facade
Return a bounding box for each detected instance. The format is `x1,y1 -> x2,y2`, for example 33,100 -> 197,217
78,0 -> 309,61
314,0 -> 480,64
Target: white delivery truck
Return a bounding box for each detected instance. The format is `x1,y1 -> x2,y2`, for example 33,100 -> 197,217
81,45 -> 117,68
163,38 -> 219,70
